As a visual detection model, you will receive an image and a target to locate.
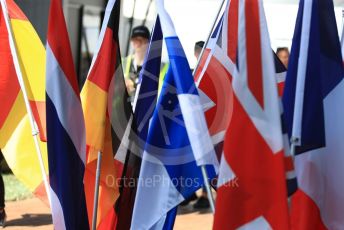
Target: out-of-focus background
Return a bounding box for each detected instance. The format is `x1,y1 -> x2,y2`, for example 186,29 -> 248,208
3,0 -> 344,229
12,0 -> 344,88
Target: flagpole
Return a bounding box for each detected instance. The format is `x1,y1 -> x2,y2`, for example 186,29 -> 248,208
201,166 -> 215,212
0,0 -> 51,205
92,151 -> 102,230
290,136 -> 298,158
191,0 -> 227,214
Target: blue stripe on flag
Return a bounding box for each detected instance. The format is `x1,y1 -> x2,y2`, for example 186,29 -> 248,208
165,37 -> 198,95
212,15 -> 224,39
283,0 -> 344,154
135,16 -> 163,141
46,96 -> 89,230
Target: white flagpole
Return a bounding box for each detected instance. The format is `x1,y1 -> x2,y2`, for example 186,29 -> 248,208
200,166 -> 215,212
0,0 -> 51,205
92,151 -> 102,230
192,0 -> 227,214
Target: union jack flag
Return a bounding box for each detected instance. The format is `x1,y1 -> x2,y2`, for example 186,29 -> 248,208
203,0 -> 290,228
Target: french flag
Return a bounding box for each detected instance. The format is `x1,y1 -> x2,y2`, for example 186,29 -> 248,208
283,0 -> 344,228
45,0 -> 89,229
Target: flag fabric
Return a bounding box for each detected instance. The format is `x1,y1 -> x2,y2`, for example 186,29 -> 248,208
80,0 -> 131,228
213,0 -> 290,229
194,0 -> 238,161
283,0 -> 344,228
131,1 -> 218,229
1,0 -> 46,141
0,0 -> 48,201
194,0 -> 296,195
274,51 -> 287,97
45,0 -> 89,229
341,17 -> 344,64
274,52 -> 298,197
115,17 -> 162,230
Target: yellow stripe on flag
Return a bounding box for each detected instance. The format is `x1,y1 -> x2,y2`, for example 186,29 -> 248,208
81,80 -> 108,152
2,114 -> 48,191
0,93 -> 25,147
84,119 -> 120,227
82,80 -> 121,227
11,19 -> 45,101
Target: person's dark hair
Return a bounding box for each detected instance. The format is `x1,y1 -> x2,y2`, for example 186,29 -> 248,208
276,47 -> 289,55
194,41 -> 205,53
131,25 -> 150,40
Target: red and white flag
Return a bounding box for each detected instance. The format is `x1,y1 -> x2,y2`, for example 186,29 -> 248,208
213,0 -> 290,229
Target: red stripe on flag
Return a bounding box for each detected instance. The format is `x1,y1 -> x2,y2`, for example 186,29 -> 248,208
245,0 -> 264,108
0,10 -> 20,129
291,189 -> 327,230
6,0 -> 28,20
284,155 -> 294,172
33,180 -> 50,207
194,49 -> 211,83
97,207 -> 117,230
29,101 -> 47,141
47,0 -> 80,96
278,81 -> 285,97
88,28 -> 118,92
227,0 -> 239,63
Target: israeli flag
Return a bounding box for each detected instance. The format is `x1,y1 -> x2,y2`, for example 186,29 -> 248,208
131,0 -> 218,229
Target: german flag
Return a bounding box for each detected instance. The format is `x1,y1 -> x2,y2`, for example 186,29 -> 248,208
0,0 -> 48,201
80,0 -> 131,228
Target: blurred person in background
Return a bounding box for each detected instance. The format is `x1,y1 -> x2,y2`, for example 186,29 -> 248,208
123,25 -> 150,99
194,41 -> 205,61
276,47 -> 289,69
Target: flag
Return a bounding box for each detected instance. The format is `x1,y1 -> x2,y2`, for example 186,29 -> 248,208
194,0 -> 238,161
341,15 -> 344,64
80,0 -> 131,228
194,0 -> 297,196
115,17 -> 162,230
283,0 -> 344,228
213,0 -> 290,228
131,1 -> 218,229
0,0 -> 48,201
272,51 -> 298,196
45,0 -> 89,229
1,0 -> 46,141
274,51 -> 287,96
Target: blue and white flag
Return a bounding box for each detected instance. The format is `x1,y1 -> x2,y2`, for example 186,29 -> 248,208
131,1 -> 218,229
283,0 -> 344,228
45,0 -> 89,229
